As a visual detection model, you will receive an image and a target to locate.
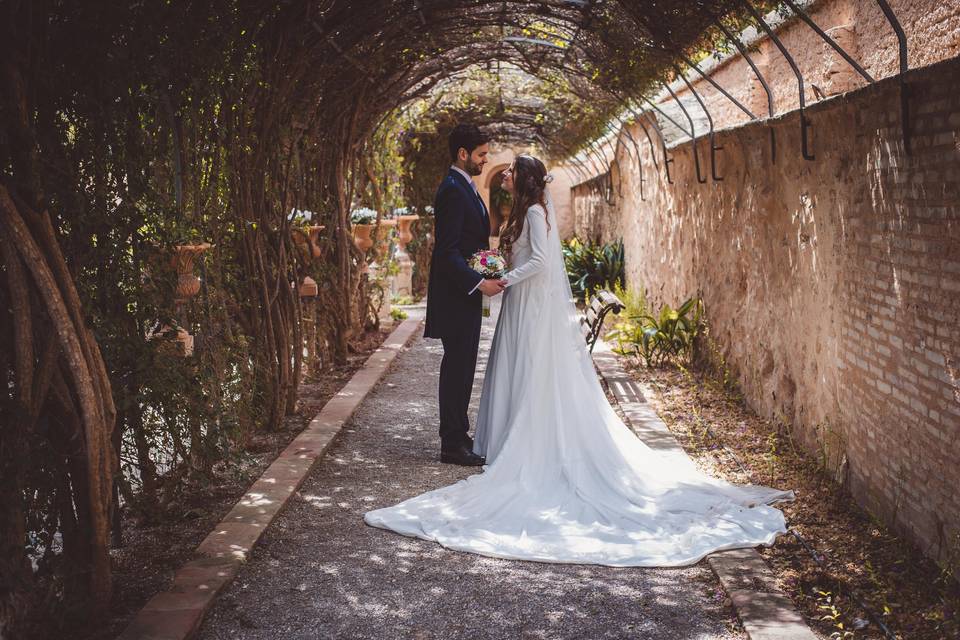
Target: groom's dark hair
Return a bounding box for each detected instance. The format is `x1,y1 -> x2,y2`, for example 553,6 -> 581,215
448,124 -> 490,162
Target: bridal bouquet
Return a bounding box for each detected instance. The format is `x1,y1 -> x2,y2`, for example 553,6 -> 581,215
470,249 -> 506,317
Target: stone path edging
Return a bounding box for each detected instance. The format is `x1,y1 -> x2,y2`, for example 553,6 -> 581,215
591,340 -> 817,640
117,316 -> 424,640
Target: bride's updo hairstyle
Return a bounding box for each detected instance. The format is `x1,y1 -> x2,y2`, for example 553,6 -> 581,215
500,154 -> 551,257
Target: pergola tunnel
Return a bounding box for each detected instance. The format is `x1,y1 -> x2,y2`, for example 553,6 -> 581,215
0,0 -> 957,638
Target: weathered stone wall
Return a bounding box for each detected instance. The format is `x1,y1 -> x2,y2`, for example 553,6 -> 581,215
571,175 -> 620,244
587,55 -> 960,561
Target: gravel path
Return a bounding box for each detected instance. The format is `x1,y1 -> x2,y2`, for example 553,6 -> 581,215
197,303 -> 744,640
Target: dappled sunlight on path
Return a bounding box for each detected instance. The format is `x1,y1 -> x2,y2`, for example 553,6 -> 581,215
197,303 -> 742,639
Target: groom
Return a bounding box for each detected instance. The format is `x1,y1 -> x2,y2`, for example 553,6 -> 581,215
424,124 -> 504,466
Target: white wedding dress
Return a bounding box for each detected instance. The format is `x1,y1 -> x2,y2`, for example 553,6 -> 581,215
364,200 -> 793,567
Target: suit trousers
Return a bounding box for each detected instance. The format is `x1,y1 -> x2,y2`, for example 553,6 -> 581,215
438,310 -> 483,450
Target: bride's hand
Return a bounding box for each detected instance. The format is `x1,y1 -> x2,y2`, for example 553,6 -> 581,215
497,278 -> 508,288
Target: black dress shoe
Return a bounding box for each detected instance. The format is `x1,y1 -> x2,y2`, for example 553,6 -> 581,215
440,444 -> 485,466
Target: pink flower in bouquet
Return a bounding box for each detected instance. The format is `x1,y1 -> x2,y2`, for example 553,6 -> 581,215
469,249 -> 505,278
469,249 -> 506,317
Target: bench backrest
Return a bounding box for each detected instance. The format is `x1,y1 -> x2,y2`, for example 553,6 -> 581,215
579,289 -> 625,352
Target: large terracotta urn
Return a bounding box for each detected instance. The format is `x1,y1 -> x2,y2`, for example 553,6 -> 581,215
396,214 -> 420,249
153,242 -> 211,357
292,224 -> 326,264
393,215 -> 419,297
307,225 -> 325,259
172,243 -> 212,303
352,224 -> 375,253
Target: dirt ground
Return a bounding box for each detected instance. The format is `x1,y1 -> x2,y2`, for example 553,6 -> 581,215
627,360 -> 960,640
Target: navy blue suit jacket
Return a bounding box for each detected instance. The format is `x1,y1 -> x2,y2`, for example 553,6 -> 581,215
424,169 -> 491,339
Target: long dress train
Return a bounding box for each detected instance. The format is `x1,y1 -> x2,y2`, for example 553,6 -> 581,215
364,200 -> 792,567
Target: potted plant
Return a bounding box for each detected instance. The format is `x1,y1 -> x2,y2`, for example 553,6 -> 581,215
289,208 -> 326,260
393,206 -> 421,249
350,207 -> 377,252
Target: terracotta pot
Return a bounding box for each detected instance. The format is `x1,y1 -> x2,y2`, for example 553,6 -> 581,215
172,243 -> 212,301
298,276 -> 318,297
292,227 -> 310,258
292,225 -> 326,263
396,215 -> 420,249
352,224 -> 374,252
307,225 -> 325,259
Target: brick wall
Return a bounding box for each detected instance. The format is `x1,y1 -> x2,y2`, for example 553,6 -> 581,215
839,64 -> 960,552
580,55 -> 960,561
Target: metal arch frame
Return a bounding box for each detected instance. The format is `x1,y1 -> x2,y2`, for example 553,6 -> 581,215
673,63 -> 724,182
539,133 -> 595,186
875,0 -> 911,153
875,0 -> 908,75
612,120 -> 642,166
663,82 -> 707,184
552,139 -> 610,201
780,0 -> 874,83
710,14 -> 777,162
407,0 -> 911,181
639,106 -> 676,184
571,135 -> 611,196
627,111 -> 661,171
610,95 -> 670,183
640,95 -> 692,139
605,120 -> 640,200
740,0 -> 815,161
679,53 -> 758,121
611,120 -> 647,200
604,89 -> 662,171
584,136 -> 616,203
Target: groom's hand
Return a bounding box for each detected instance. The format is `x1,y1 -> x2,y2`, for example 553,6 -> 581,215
478,279 -> 506,296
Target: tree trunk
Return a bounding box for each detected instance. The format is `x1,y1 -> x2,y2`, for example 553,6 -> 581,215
0,188 -> 114,614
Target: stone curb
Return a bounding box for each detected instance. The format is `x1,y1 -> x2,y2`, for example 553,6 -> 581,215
591,340 -> 817,640
117,316 -> 424,640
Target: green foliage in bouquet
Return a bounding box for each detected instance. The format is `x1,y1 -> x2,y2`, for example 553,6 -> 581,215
562,237 -> 625,303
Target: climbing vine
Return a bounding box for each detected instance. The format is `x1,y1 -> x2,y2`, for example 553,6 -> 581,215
0,0 -> 787,635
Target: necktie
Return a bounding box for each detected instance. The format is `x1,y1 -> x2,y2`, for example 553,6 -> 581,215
473,184 -> 489,225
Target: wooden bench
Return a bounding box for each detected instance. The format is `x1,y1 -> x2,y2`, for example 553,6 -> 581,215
579,289 -> 625,352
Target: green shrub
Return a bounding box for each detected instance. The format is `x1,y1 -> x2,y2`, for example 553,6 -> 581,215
606,293 -> 704,368
562,237 -> 625,303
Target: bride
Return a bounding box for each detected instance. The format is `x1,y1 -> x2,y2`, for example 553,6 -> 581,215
364,154 -> 792,567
